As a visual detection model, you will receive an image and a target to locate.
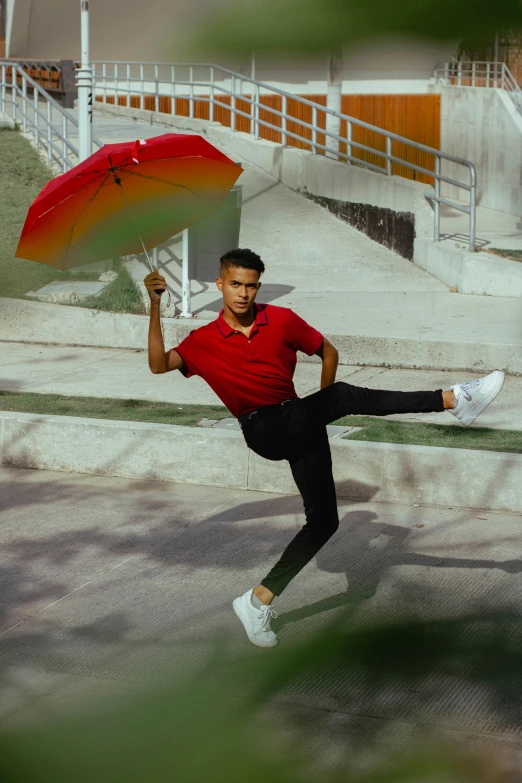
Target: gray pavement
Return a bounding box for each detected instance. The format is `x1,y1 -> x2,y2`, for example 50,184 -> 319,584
0,341 -> 516,429
1,465 -> 522,774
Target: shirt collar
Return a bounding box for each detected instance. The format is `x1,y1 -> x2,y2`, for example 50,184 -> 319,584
216,303 -> 268,338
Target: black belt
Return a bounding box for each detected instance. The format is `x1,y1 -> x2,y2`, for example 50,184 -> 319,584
239,399 -> 295,427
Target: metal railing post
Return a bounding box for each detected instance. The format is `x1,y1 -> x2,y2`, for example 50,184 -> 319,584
114,63 -> 119,105
189,66 -> 194,118
282,94 -> 287,145
11,66 -> 17,121
231,75 -> 236,130
127,63 -> 131,107
62,114 -> 68,172
254,83 -> 260,139
33,85 -> 39,146
22,75 -> 27,132
102,62 -> 107,103
312,106 -> 317,151
486,61 -> 490,88
469,165 -> 477,251
472,61 -> 476,87
457,61 -> 462,87
154,64 -> 159,112
434,156 -> 441,242
47,101 -> 53,166
1,64 -> 5,113
347,120 -> 352,163
386,136 -> 392,175
179,228 -> 192,318
210,66 -> 215,122
170,65 -> 175,114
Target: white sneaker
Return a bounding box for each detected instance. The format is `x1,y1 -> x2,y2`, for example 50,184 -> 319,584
233,589 -> 279,648
449,370 -> 505,427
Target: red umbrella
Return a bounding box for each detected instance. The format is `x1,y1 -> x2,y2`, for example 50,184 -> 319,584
16,133 -> 243,272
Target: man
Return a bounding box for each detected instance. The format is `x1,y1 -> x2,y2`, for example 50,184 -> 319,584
145,248 -> 505,649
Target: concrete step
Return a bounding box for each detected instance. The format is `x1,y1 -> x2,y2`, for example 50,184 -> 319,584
1,294 -> 521,375
0,341 -> 517,430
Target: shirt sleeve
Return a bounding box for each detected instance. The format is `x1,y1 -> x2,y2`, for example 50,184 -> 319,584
171,330 -> 199,378
287,310 -> 324,356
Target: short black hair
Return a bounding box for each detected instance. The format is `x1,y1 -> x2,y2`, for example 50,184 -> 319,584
220,248 -> 265,276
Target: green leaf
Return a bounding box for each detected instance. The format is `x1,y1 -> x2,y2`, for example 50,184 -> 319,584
185,0 -> 522,56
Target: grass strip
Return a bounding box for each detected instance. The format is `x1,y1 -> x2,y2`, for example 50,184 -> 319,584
71,258 -> 146,314
336,415 -> 522,453
0,390 -> 231,428
0,390 -> 520,453
0,129 -> 143,314
487,248 -> 522,263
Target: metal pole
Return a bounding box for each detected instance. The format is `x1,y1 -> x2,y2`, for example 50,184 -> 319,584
22,75 -> 27,132
189,66 -> 194,118
210,66 -> 214,122
1,64 -> 5,113
434,156 -> 441,242
326,49 -> 342,158
231,75 -> 236,131
469,165 -> 477,252
77,0 -> 93,161
254,83 -> 260,139
47,101 -> 52,166
179,228 -> 192,318
386,136 -> 392,175
62,114 -> 68,171
33,83 -> 39,146
11,65 -> 16,121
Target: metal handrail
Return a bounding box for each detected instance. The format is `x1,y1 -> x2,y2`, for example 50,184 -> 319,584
0,61 -> 102,171
434,60 -> 522,115
92,60 -> 478,251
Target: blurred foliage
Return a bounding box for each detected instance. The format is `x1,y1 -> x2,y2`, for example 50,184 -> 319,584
0,610 -> 520,781
187,0 -> 522,56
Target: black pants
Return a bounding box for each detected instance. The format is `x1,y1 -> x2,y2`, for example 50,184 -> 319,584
239,381 -> 444,596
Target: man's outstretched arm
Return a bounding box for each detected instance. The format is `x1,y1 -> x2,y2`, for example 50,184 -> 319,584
145,268 -> 185,374
316,338 -> 339,389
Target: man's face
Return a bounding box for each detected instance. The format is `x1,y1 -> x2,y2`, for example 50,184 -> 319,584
216,265 -> 261,316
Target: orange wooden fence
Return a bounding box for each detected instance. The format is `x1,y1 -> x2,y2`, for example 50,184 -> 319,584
96,92 -> 440,185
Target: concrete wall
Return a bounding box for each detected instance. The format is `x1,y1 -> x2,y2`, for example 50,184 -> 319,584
2,411 -> 521,512
436,85 -> 522,215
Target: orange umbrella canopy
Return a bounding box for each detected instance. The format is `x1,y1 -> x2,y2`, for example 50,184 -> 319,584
16,134 -> 243,270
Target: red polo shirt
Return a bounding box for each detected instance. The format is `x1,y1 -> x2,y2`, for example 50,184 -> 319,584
172,303 -> 323,418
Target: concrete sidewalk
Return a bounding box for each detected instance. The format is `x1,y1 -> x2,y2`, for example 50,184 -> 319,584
1,466 -> 521,775
0,341 -> 516,430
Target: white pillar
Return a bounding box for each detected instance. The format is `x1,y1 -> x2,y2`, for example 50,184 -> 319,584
77,0 -> 93,161
178,228 -> 193,318
325,49 -> 342,159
